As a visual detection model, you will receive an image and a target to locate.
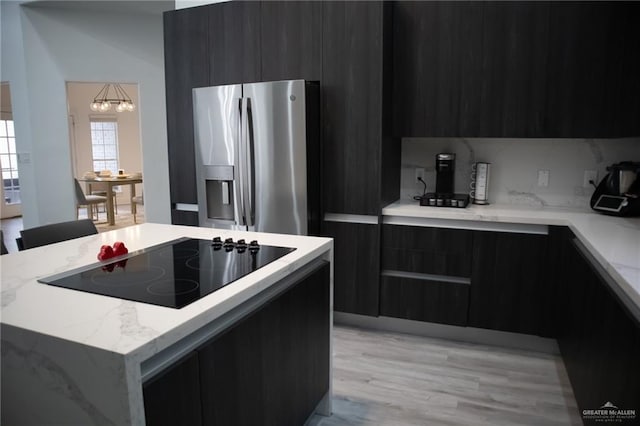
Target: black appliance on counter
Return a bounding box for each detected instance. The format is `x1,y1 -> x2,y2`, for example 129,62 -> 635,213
417,153 -> 470,208
590,161 -> 640,217
38,238 -> 295,308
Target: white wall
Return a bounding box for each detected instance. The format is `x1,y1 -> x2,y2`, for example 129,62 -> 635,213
66,82 -> 143,205
0,1 -> 173,228
400,137 -> 640,208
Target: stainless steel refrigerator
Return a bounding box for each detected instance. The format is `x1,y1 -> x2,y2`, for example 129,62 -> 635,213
192,80 -> 320,235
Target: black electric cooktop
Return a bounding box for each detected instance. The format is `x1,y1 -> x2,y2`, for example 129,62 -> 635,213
38,237 -> 295,309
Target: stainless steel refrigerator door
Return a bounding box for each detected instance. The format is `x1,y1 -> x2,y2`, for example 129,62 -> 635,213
242,80 -> 308,235
193,84 -> 245,229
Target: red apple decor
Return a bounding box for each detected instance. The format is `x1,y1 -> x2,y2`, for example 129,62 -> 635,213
98,242 -> 129,272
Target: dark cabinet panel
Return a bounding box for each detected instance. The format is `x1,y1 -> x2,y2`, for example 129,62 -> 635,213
558,239 -> 640,419
170,209 -> 199,226
143,351 -> 202,426
545,2 -> 616,137
198,262 -> 330,425
322,221 -> 380,316
393,1 -> 484,137
208,1 -> 261,85
322,1 -> 389,215
381,225 -> 473,277
261,1 -> 322,82
479,2 -> 550,137
380,275 -> 469,326
469,231 -> 547,335
163,8 -> 209,204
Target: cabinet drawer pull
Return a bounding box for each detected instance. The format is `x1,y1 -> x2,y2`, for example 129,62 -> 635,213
381,269 -> 470,285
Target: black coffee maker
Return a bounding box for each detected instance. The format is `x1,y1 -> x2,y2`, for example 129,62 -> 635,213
435,153 -> 455,196
590,161 -> 640,217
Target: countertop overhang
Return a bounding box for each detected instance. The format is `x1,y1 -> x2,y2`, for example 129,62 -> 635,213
0,223 -> 333,362
383,200 -> 640,311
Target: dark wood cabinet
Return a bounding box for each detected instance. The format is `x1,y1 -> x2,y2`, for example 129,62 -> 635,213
380,275 -> 469,326
322,1 -> 396,215
261,1 -> 322,82
207,1 -> 261,86
163,8 -> 209,205
393,1 -> 484,137
393,1 -> 640,138
479,2 -> 550,137
323,221 -> 380,316
170,209 -> 199,226
143,352 -> 202,426
380,225 -> 472,326
143,261 -> 330,425
557,238 -> 640,420
381,225 -> 473,277
198,261 -> 330,426
469,231 -> 548,335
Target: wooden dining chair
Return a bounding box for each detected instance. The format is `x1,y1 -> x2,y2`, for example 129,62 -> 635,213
89,181 -> 118,215
132,193 -> 144,223
19,219 -> 98,250
74,178 -> 107,221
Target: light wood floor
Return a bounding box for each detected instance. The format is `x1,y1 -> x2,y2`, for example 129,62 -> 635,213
310,325 -> 582,426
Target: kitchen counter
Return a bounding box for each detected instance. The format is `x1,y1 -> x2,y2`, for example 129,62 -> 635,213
383,200 -> 640,312
1,223 -> 333,425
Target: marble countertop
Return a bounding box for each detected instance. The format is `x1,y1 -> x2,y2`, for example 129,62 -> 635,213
383,200 -> 640,310
0,223 -> 333,361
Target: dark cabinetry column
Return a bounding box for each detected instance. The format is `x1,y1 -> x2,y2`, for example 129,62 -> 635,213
163,8 -> 209,206
469,231 -> 548,335
323,220 -> 380,316
322,1 -> 393,215
207,1 -> 261,85
261,1 -> 322,82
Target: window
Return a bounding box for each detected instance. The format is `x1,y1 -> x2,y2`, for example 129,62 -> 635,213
90,118 -> 119,174
0,119 -> 19,204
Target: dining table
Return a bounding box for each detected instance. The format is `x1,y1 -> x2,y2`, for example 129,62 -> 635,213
78,175 -> 143,226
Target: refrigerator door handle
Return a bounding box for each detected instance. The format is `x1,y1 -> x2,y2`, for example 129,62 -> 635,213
237,97 -> 246,227
245,97 -> 256,228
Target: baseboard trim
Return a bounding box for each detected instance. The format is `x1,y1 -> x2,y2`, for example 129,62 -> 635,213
334,312 -> 559,355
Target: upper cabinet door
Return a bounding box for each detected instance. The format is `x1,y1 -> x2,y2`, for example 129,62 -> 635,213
260,2 -> 322,82
393,1 -> 484,137
479,2 -> 550,137
208,1 -> 261,85
545,2 -> 616,138
322,1 -> 388,215
164,7 -> 209,205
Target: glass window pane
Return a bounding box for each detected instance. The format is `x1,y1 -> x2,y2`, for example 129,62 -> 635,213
0,138 -> 8,154
0,122 -> 6,137
0,154 -> 9,168
9,154 -> 17,168
8,138 -> 15,154
2,170 -> 11,180
6,121 -> 14,137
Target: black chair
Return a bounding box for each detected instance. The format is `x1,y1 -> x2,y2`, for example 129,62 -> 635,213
19,219 -> 98,251
0,230 -> 8,255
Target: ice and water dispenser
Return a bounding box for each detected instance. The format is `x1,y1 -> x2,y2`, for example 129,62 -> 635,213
202,165 -> 235,222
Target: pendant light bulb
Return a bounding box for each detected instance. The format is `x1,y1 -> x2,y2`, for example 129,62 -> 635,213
115,102 -> 126,112
90,101 -> 101,111
100,101 -> 111,112
126,101 -> 136,112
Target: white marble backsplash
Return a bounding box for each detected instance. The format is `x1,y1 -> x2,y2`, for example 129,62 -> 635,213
400,137 -> 640,209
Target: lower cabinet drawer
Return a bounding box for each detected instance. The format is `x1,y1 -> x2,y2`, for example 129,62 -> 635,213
380,274 -> 470,326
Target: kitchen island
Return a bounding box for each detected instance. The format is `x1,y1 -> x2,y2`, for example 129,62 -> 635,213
1,223 -> 333,425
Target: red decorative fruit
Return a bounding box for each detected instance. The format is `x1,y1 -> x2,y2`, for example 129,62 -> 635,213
97,245 -> 115,261
113,241 -> 128,257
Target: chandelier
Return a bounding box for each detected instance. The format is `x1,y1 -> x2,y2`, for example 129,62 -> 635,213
89,83 -> 136,112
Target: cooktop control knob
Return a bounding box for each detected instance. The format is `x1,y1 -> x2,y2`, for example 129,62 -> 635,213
223,238 -> 235,252
212,236 -> 223,250
236,239 -> 247,253
249,240 -> 260,253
